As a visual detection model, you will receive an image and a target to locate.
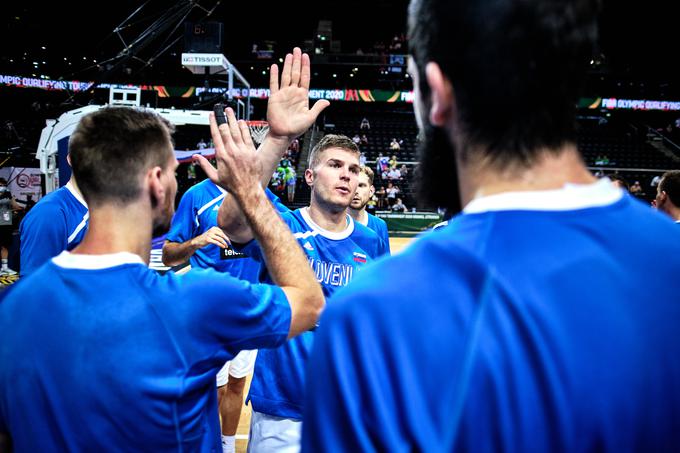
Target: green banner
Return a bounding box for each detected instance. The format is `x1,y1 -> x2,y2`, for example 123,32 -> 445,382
377,211 -> 443,232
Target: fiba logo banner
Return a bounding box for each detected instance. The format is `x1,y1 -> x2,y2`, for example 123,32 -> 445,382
0,167 -> 43,202
220,246 -> 248,261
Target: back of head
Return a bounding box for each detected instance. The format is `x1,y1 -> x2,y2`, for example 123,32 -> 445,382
69,107 -> 175,207
660,170 -> 680,207
307,134 -> 360,170
408,0 -> 599,166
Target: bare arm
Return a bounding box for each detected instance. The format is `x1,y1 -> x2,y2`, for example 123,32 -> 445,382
161,227 -> 229,266
208,110 -> 324,337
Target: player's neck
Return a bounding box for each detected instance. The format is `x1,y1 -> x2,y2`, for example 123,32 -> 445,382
664,205 -> 680,222
458,145 -> 596,206
348,207 -> 368,226
307,200 -> 349,233
71,202 -> 152,263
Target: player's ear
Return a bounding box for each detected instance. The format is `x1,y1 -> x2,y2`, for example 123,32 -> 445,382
305,168 -> 315,187
147,166 -> 165,208
370,185 -> 375,197
425,62 -> 455,127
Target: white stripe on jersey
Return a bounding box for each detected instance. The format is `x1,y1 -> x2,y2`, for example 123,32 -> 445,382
67,212 -> 90,245
194,193 -> 226,228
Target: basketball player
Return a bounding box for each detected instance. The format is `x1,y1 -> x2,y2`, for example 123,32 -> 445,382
303,0 -> 680,450
162,46 -> 326,453
652,170 -> 680,222
349,166 -> 390,253
198,112 -> 388,450
0,106 -> 324,451
19,157 -> 89,276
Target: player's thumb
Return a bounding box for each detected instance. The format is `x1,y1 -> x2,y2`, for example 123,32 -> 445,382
309,100 -> 331,120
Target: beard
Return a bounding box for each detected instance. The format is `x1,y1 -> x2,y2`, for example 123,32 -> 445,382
414,123 -> 462,217
151,194 -> 175,238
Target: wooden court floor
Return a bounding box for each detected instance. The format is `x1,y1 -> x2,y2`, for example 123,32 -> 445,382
234,235 -> 415,452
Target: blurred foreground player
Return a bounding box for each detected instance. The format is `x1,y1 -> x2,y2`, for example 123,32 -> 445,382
0,106 -> 324,452
303,0 -> 680,451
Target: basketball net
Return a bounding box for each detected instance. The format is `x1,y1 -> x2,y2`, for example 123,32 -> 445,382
247,121 -> 269,145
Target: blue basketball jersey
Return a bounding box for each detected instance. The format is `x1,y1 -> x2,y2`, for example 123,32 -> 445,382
364,212 -> 390,254
0,252 -> 291,452
303,181 -> 680,451
166,180 -> 287,281
240,207 -> 387,419
19,183 -> 89,277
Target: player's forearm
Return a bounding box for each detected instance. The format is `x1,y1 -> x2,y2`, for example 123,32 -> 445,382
234,186 -> 324,335
161,240 -> 198,266
217,196 -> 253,244
257,133 -> 293,187
217,134 -> 291,242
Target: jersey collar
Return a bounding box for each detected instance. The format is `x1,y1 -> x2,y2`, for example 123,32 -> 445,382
463,178 -> 624,214
65,181 -> 88,208
300,207 -> 355,240
52,251 -> 145,270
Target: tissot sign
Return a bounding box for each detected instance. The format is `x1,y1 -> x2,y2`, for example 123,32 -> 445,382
181,53 -> 226,66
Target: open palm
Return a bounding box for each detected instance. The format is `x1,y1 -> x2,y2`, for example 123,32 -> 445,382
267,47 -> 330,139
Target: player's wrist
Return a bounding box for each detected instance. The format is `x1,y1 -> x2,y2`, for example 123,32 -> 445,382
264,133 -> 294,147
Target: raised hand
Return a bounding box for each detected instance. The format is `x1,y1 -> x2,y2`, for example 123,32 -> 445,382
194,107 -> 263,199
267,47 -> 330,140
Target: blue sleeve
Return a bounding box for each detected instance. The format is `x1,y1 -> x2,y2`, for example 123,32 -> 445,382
265,188 -> 291,214
19,203 -> 68,277
179,269 -> 291,354
302,300 -> 384,452
378,220 -> 391,256
165,189 -> 197,243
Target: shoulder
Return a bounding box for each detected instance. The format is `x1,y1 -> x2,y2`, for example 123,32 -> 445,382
326,229 -> 492,327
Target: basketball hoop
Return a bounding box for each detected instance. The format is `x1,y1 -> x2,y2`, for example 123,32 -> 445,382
246,120 -> 269,145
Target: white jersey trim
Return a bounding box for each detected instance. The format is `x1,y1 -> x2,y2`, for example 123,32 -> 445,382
463,178 -> 624,214
195,187 -> 227,228
300,207 -> 354,240
65,181 -> 88,209
67,212 -> 90,245
52,251 -> 145,269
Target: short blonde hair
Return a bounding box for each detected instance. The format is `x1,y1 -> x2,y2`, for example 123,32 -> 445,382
308,134 -> 360,169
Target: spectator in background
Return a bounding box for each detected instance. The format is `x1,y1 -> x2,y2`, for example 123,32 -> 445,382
391,198 -> 407,213
387,166 -> 401,181
375,185 -> 386,209
650,174 -> 661,188
377,152 -> 389,174
285,166 -> 297,203
360,134 -> 368,146
352,134 -> 361,145
360,117 -> 371,130
0,178 -> 23,276
400,164 -> 409,179
630,180 -> 643,196
197,138 -> 207,150
652,170 -> 680,223
385,181 -> 400,206
389,155 -> 398,169
390,138 -> 401,150
359,151 -> 367,167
